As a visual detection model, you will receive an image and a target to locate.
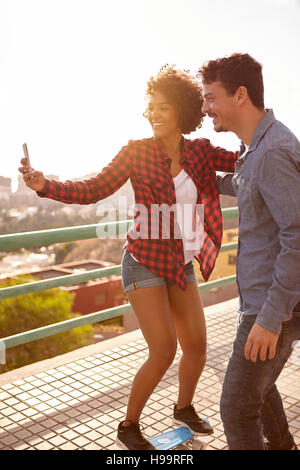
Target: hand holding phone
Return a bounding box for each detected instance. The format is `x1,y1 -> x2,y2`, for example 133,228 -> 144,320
19,143 -> 46,192
22,143 -> 31,169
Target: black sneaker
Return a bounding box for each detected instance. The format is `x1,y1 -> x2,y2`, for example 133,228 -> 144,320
173,404 -> 214,436
116,421 -> 156,450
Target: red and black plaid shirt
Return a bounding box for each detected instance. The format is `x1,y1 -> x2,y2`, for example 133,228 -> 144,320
38,137 -> 238,289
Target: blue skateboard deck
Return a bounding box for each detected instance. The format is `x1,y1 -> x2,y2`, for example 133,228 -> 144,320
149,426 -> 203,450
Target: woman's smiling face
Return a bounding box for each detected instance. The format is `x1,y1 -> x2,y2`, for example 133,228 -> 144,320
147,91 -> 181,139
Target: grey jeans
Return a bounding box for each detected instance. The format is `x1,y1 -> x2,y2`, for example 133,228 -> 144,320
220,311 -> 300,449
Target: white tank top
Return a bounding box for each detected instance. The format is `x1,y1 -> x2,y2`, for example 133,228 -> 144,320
173,169 -> 201,264
130,169 -> 202,265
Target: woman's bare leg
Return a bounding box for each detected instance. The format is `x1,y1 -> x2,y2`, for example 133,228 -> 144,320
167,281 -> 206,409
125,285 -> 177,424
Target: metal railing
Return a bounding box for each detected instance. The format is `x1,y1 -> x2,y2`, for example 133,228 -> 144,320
0,208 -> 238,350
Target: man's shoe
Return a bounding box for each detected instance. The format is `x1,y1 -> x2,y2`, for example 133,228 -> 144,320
116,421 -> 156,450
264,440 -> 298,450
173,404 -> 214,436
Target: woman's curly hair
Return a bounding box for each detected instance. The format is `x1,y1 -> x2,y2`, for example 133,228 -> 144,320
144,64 -> 204,135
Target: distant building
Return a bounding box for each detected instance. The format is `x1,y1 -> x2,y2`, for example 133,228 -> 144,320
0,177 -> 12,208
0,187 -> 10,201
17,174 -> 29,193
27,259 -> 126,315
0,177 -> 12,197
193,227 -> 239,309
0,176 -> 12,189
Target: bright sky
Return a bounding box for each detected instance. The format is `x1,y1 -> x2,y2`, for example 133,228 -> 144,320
1,0 -> 300,190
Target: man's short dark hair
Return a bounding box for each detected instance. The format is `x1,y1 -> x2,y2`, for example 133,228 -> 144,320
198,53 -> 264,110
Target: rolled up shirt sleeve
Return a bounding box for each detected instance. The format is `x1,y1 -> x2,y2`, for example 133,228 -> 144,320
256,148 -> 300,334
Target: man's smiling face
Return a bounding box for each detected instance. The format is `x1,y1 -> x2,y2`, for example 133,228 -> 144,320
202,81 -> 238,133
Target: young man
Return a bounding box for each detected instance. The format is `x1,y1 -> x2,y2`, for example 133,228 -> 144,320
199,53 -> 300,450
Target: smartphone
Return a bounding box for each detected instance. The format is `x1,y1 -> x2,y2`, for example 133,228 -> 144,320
22,143 -> 31,168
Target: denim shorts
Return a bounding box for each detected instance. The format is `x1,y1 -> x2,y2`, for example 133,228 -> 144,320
121,250 -> 197,292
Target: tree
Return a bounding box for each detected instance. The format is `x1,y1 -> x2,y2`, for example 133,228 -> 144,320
54,241 -> 78,264
0,276 -> 93,373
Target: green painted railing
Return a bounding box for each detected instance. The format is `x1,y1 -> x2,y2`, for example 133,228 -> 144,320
0,207 -> 239,350
0,220 -> 132,251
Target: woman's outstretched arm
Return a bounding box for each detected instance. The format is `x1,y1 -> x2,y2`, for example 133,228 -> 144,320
19,144 -> 132,205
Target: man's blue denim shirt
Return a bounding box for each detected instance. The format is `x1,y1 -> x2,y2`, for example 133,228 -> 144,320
218,109 -> 300,334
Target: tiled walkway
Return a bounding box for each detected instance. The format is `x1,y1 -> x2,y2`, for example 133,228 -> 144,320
0,298 -> 299,450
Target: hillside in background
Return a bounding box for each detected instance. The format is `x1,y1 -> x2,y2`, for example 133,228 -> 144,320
63,238 -> 124,265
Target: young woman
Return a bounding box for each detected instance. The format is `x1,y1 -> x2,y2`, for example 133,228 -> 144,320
19,65 -> 238,450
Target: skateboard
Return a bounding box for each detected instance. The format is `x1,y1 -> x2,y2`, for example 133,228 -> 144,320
149,426 -> 206,450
